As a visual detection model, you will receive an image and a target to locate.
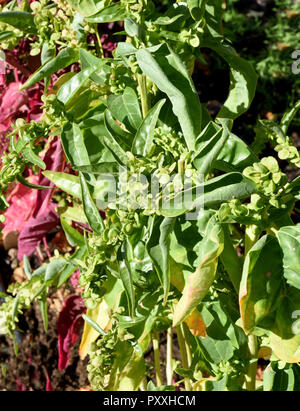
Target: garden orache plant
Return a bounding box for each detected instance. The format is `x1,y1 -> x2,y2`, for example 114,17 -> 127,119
1,0 -> 300,391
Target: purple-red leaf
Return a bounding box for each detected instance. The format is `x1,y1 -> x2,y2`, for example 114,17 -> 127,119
57,295 -> 86,371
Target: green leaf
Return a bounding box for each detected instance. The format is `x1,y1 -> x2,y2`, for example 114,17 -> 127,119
39,292 -> 48,333
160,172 -> 257,217
42,171 -> 82,198
119,242 -> 135,318
82,314 -> 107,335
44,259 -> 67,283
61,123 -> 90,167
57,66 -> 98,107
187,0 -> 206,20
79,49 -> 110,85
193,122 -> 229,175
136,44 -> 201,151
202,39 -> 257,122
0,11 -> 36,34
57,245 -> 88,287
239,235 -> 283,335
61,215 -> 85,247
277,225 -> 300,290
21,48 -> 79,90
104,109 -> 133,150
132,99 -> 165,157
80,172 -> 104,234
23,255 -> 32,280
22,147 -> 46,170
269,287 -> 300,363
103,111 -> 130,166
85,3 -> 128,23
146,216 -> 175,304
66,0 -> 106,17
173,219 -> 224,326
281,100 -> 300,135
107,87 -> 143,133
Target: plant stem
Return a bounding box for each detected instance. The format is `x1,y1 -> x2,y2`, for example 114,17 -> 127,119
166,327 -> 173,385
182,323 -> 192,367
245,334 -> 258,391
152,331 -> 163,387
140,377 -> 148,391
94,24 -> 104,58
245,225 -> 259,255
137,74 -> 150,118
176,325 -> 192,391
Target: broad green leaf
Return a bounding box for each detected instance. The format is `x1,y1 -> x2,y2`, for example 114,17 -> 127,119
44,259 -> 67,283
107,87 -> 143,133
80,172 -> 105,234
103,111 -> 130,166
146,216 -> 175,304
61,215 -> 85,247
173,220 -> 224,326
202,39 -> 257,122
22,147 -> 46,170
277,225 -> 300,290
79,49 -> 110,85
57,245 -> 87,287
132,99 -> 165,157
136,44 -> 201,151
61,123 -> 90,167
117,354 -> 146,391
104,109 -> 132,150
85,3 -> 128,23
160,172 -> 257,217
21,48 -> 79,90
239,235 -> 283,335
66,0 -> 106,17
0,11 -> 36,33
42,171 -> 81,198
192,122 -> 229,175
118,241 -> 135,318
269,288 -> 300,363
57,66 -> 98,107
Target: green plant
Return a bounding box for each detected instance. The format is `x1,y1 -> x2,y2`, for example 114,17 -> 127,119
1,0 -> 300,391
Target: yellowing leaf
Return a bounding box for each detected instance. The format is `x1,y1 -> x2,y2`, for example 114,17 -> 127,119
184,309 -> 206,337
173,222 -> 224,327
79,299 -> 111,359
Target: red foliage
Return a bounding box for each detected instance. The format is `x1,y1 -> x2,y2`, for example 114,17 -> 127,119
57,295 -> 86,371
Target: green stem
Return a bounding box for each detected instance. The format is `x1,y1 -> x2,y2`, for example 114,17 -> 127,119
245,334 -> 258,391
245,225 -> 259,255
182,323 -> 192,367
176,325 -> 192,391
152,331 -> 163,387
94,24 -> 104,58
140,377 -> 148,391
137,74 -> 150,118
166,327 -> 173,385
